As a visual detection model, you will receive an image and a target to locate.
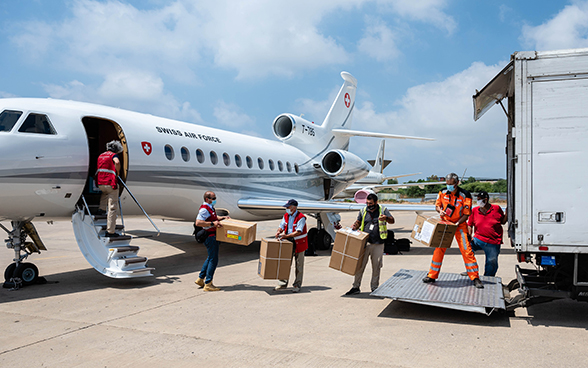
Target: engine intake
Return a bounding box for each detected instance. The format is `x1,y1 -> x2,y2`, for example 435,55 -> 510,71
320,149 -> 370,182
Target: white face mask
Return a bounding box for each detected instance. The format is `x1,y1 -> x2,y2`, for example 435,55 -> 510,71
286,208 -> 293,215
477,199 -> 486,207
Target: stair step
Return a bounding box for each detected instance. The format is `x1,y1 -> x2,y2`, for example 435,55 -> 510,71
100,225 -> 124,231
124,257 -> 147,265
108,245 -> 139,253
105,235 -> 132,242
93,214 -> 107,220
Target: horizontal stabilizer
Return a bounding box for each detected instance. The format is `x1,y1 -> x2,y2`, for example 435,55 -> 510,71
332,129 -> 434,141
382,173 -> 420,181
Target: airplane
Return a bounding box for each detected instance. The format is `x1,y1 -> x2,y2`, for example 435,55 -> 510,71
335,140 -> 444,202
0,71 -> 436,287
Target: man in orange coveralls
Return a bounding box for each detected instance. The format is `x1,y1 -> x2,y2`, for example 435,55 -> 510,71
422,173 -> 484,288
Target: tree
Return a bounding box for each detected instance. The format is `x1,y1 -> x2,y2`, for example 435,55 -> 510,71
387,178 -> 398,184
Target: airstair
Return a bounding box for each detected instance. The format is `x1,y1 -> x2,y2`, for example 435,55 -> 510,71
71,178 -> 159,278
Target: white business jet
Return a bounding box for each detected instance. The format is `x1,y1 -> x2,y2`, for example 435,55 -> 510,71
0,72 -> 434,285
336,140 -> 444,202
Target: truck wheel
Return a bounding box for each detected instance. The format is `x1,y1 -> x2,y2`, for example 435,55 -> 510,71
15,263 -> 39,286
4,263 -> 17,281
507,279 -> 520,292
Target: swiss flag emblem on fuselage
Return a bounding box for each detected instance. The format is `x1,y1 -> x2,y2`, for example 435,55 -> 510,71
141,141 -> 152,156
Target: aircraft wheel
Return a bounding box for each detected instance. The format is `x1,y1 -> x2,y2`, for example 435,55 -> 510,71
306,228 -> 318,256
15,263 -> 39,286
316,229 -> 333,250
4,263 -> 17,281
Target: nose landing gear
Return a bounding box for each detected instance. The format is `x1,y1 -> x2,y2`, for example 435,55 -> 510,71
2,221 -> 46,290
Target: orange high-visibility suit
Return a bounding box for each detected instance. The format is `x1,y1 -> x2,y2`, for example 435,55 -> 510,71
427,187 -> 480,280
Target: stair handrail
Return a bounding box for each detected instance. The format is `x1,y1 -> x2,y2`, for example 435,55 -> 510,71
79,194 -> 100,239
117,176 -> 160,237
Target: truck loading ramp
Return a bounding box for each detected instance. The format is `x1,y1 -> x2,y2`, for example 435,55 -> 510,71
371,269 -> 506,315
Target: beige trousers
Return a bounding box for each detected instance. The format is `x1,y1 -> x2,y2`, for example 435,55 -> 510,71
98,185 -> 119,234
278,250 -> 305,288
352,242 -> 384,291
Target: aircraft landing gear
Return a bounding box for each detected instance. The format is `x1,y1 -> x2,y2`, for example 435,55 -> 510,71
1,221 -> 45,289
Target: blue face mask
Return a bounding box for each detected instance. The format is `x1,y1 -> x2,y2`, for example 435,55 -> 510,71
211,200 -> 217,206
446,184 -> 455,192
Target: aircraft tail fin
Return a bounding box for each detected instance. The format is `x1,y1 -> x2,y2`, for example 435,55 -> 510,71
369,140 -> 386,174
320,72 -> 357,132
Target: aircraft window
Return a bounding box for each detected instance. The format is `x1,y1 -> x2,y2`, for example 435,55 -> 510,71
210,151 -> 218,165
268,159 -> 275,171
181,147 -> 190,162
223,152 -> 230,166
235,154 -> 242,167
0,110 -> 23,132
294,163 -> 299,174
164,145 -> 174,160
18,113 -> 56,134
278,160 -> 284,172
257,157 -> 264,170
286,162 -> 292,172
196,149 -> 205,163
246,156 -> 253,168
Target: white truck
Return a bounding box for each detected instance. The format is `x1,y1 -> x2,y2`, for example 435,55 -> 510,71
474,48 -> 588,308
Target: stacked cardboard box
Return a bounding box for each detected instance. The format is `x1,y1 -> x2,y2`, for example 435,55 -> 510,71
258,237 -> 293,280
329,228 -> 369,275
216,219 -> 257,246
411,214 -> 457,248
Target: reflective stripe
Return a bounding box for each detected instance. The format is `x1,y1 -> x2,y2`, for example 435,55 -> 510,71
293,233 -> 307,240
465,262 -> 477,267
432,261 -> 442,266
96,168 -> 116,175
430,266 -> 440,271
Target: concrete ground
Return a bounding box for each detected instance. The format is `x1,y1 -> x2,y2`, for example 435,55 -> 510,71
1,211 -> 588,367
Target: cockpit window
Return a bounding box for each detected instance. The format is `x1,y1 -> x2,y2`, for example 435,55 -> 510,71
0,110 -> 23,132
18,113 -> 56,134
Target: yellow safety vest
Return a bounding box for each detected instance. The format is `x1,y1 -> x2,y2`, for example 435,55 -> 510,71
360,204 -> 388,240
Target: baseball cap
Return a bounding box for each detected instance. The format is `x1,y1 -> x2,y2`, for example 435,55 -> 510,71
283,199 -> 298,207
477,191 -> 489,199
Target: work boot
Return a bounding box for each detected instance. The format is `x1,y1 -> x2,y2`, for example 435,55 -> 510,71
203,282 -> 220,291
195,278 -> 205,288
473,278 -> 484,289
422,277 -> 436,283
345,287 -> 360,295
460,271 -> 468,277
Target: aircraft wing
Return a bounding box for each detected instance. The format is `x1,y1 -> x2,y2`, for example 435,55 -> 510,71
364,181 -> 445,192
237,198 -> 436,213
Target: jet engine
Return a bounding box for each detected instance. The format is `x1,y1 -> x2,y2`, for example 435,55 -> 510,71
354,189 -> 375,204
272,114 -> 329,152
320,149 -> 370,182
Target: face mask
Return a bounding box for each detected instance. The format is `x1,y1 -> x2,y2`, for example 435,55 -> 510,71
211,200 -> 217,206
286,208 -> 293,215
367,204 -> 376,210
446,184 -> 455,192
477,199 -> 486,207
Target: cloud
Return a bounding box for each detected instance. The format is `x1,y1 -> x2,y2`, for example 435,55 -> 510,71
213,100 -> 255,129
378,0 -> 457,34
358,17 -> 401,62
43,71 -> 204,124
522,1 -> 588,50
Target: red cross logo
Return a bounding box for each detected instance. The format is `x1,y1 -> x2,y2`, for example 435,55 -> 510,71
344,93 -> 350,108
141,141 -> 152,156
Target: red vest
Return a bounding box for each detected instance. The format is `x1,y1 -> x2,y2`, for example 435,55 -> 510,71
283,211 -> 308,253
96,151 -> 118,188
200,204 -> 219,237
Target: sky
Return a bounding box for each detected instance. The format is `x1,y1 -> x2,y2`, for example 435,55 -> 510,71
1,0 -> 587,182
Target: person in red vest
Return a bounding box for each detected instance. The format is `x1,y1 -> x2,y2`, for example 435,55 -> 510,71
96,140 -> 123,237
194,191 -> 230,291
274,199 -> 308,293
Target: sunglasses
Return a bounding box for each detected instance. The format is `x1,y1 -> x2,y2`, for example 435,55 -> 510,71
209,197 -> 217,200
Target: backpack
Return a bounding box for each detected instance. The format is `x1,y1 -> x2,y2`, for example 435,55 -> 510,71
395,238 -> 411,252
193,224 -> 207,243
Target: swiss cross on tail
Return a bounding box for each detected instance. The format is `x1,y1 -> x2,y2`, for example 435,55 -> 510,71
344,93 -> 351,108
141,141 -> 152,156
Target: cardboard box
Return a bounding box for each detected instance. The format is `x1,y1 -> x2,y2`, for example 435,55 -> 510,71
329,228 -> 368,275
258,237 -> 293,280
216,219 -> 257,246
411,214 -> 457,248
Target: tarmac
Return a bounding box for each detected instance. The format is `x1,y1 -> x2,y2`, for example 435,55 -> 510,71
1,210 -> 588,367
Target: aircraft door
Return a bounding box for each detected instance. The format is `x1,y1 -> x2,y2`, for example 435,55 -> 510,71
81,117 -> 128,209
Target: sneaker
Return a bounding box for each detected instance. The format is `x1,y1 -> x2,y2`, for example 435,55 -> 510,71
203,282 -> 220,291
274,284 -> 287,291
195,278 -> 205,288
345,287 -> 360,295
292,286 -> 300,293
460,272 -> 468,277
422,277 -> 436,283
473,278 -> 484,289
